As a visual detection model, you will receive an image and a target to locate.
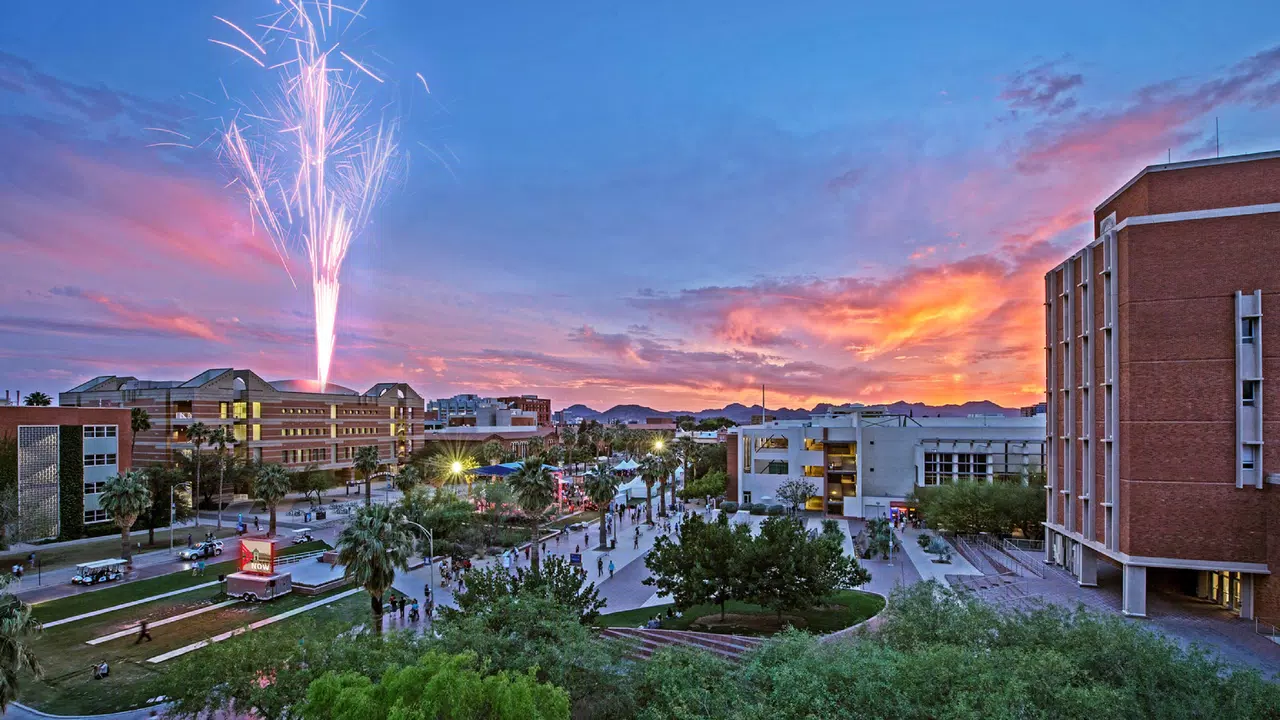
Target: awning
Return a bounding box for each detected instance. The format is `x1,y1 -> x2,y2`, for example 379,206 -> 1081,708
470,461 -> 564,477
613,459 -> 640,472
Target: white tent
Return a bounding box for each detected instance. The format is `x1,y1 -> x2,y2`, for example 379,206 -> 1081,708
613,459 -> 640,472
618,477 -> 649,500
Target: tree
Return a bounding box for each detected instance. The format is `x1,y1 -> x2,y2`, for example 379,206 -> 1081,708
506,457 -> 556,573
478,481 -> 516,548
477,440 -> 505,467
142,464 -> 193,545
354,445 -> 380,507
0,577 -> 41,712
398,487 -> 474,559
692,442 -> 727,479
450,555 -> 605,624
776,478 -> 817,515
300,651 -> 570,720
292,464 -> 333,507
99,470 -> 152,564
694,416 -> 736,431
644,513 -> 753,620
672,436 -> 700,506
129,407 -> 151,462
908,477 -> 1046,539
336,503 -> 411,635
392,463 -> 422,493
254,463 -> 292,537
637,454 -> 664,525
743,516 -> 869,620
21,392 -> 50,407
208,425 -> 232,529
679,470 -> 728,502
583,462 -> 620,549
185,421 -> 209,527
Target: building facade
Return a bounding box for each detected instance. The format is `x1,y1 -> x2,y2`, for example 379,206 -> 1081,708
59,369 -> 424,476
1043,151 -> 1280,620
726,408 -> 1045,517
497,395 -> 552,426
0,407 -> 132,541
428,394 -> 492,425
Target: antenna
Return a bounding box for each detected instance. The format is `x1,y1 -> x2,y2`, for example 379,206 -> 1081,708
1167,148 -> 1171,163
1216,117 -> 1220,158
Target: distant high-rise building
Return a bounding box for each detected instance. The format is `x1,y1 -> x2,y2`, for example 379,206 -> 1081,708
1043,151 -> 1280,620
497,395 -> 552,426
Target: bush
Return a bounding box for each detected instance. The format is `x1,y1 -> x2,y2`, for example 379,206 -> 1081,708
917,533 -> 933,549
749,503 -> 766,516
766,504 -> 783,516
719,501 -> 739,514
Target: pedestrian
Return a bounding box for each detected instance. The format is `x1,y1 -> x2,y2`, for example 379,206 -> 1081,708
254,516 -> 260,531
134,619 -> 153,644
597,556 -> 604,577
575,544 -> 580,555
608,560 -> 615,577
424,582 -> 431,601
542,542 -> 547,555
584,531 -> 589,548
555,532 -> 561,546
634,534 -> 640,550
399,596 -> 406,618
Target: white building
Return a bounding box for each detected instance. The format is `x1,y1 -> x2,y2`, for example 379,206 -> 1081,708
726,407 -> 1046,517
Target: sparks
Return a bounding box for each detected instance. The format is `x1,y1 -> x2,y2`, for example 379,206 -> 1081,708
209,1 -> 408,388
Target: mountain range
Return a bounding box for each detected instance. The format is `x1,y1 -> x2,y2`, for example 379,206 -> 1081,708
560,400 -> 1023,424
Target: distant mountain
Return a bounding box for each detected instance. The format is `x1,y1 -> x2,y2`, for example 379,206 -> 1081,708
561,400 -> 1019,424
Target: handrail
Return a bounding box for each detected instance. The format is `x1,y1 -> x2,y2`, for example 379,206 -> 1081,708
276,550 -> 327,566
1254,616 -> 1280,641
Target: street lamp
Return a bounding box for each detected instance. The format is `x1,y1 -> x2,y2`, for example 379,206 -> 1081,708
403,519 -> 435,625
653,439 -> 664,451
170,481 -> 193,554
450,460 -> 463,475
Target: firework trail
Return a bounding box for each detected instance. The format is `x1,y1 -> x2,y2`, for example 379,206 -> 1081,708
208,1 -> 403,389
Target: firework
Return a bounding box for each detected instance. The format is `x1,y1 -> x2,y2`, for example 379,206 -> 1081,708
208,1 -> 403,389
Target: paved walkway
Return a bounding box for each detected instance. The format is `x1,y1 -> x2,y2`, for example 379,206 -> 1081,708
892,525 -> 980,586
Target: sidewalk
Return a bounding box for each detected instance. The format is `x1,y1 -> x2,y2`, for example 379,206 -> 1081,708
893,525 -> 981,586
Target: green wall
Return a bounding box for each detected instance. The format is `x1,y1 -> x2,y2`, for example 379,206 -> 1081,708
58,425 -> 85,540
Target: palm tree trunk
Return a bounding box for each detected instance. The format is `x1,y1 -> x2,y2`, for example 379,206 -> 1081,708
269,506 -> 277,537
531,523 -> 541,573
659,481 -> 667,517
598,512 -> 607,549
194,456 -> 201,527
217,458 -> 225,530
364,472 -> 372,507
370,592 -> 383,635
121,525 -> 132,564
645,483 -> 653,525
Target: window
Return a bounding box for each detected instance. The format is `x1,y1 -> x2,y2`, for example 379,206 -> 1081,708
1242,445 -> 1257,470
1243,381 -> 1257,407
1242,317 -> 1257,344
84,509 -> 110,523
924,453 -> 942,485
743,491 -> 752,505
83,481 -> 107,495
84,425 -> 117,438
957,453 -> 973,478
83,453 -> 117,466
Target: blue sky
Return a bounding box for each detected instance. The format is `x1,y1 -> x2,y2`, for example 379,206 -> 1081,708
1,1 -> 1278,409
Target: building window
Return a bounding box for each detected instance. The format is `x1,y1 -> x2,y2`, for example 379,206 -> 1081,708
84,425 -> 117,438
924,453 -> 942,485
1243,381 -> 1257,407
83,481 -> 107,495
83,453 -> 117,467
84,509 -> 110,524
1242,445 -> 1257,470
1242,317 -> 1257,344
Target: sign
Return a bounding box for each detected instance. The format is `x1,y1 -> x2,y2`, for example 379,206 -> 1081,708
241,538 -> 275,575
568,553 -> 582,567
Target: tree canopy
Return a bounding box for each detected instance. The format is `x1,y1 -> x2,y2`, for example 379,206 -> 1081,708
908,474 -> 1046,538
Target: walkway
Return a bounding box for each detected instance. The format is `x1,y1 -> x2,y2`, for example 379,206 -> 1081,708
892,524 -> 980,586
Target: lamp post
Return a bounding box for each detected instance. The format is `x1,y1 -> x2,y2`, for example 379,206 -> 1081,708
170,481 -> 192,554
403,519 -> 435,625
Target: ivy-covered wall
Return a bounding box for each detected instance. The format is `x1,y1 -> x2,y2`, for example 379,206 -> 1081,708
0,432 -> 16,549
58,425 -> 85,540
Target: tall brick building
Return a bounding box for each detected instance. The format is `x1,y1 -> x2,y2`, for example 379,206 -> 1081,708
59,369 -> 424,477
497,395 -> 552,426
1043,151 -> 1280,619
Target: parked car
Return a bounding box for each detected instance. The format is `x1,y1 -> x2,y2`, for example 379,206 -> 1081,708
290,528 -> 315,544
179,540 -> 224,561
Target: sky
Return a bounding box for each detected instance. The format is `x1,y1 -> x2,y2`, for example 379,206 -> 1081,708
1,1 -> 1279,412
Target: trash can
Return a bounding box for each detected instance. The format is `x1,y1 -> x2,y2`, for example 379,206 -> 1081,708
316,510 -> 327,520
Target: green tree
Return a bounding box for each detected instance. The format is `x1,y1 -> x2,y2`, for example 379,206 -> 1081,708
141,464 -> 193,545
479,481 -> 516,548
398,487 -> 474,559
507,458 -> 556,572
254,463 -> 292,537
186,421 -> 209,526
477,440 -> 505,467
679,470 -> 728,502
0,577 -> 41,712
21,392 -> 51,407
129,407 -> 151,463
644,513 -> 753,620
301,651 -> 570,720
208,425 -> 232,530
449,555 -> 604,624
292,464 -> 333,507
743,516 -> 869,620
908,477 -> 1047,539
336,503 -> 411,635
694,417 -> 736,431
672,436 -> 700,506
692,442 -> 727,479
392,463 -> 422,493
354,445 -> 380,507
583,461 -> 620,549
99,470 -> 152,564
776,478 -> 817,515
637,453 -> 676,524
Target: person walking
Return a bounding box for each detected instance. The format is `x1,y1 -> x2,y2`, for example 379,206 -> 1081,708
399,596 -> 406,619
254,516 -> 260,532
597,556 -> 604,577
135,620 -> 153,644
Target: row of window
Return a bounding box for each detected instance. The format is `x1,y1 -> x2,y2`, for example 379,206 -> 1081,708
84,481 -> 108,495
84,453 -> 117,466
341,409 -> 382,416
84,509 -> 109,524
923,453 -> 990,485
283,407 -> 326,415
283,427 -> 327,437
341,427 -> 381,435
84,425 -> 117,438
282,448 -> 329,464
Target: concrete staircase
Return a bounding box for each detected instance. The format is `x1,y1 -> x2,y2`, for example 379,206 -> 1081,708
599,627 -> 762,662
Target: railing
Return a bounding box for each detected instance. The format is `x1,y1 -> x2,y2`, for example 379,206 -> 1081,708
1004,538 -> 1045,552
954,534 -> 1043,579
276,550 -> 327,567
1255,616 -> 1280,644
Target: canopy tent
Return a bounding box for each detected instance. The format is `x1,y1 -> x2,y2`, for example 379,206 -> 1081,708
618,477 -> 649,500
469,462 -> 564,478
613,459 -> 640,472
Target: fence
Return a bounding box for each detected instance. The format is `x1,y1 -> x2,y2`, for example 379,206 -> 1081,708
1255,616 -> 1280,644
953,534 -> 1043,579
276,550 -> 328,567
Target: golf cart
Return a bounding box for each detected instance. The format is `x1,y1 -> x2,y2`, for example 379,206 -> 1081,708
178,539 -> 224,561
71,559 -> 126,585
290,527 -> 315,545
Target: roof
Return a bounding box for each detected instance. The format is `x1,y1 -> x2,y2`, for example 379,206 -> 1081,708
180,368 -> 233,388
470,462 -> 564,477
1096,149 -> 1280,213
268,379 -> 359,395
67,376 -> 114,393
424,426 -> 557,442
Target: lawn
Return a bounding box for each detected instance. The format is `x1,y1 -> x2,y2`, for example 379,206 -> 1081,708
30,540 -> 331,624
547,510 -> 602,530
20,570 -> 359,716
1,527 -> 240,574
595,590 -> 885,637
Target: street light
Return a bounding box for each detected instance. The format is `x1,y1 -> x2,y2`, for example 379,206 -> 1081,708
402,520 -> 435,626
450,460 -> 463,475
653,439 -> 664,451
170,481 -> 193,554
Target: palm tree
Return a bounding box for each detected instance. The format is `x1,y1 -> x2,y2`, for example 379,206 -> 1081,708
672,436 -> 699,507
21,392 -> 51,407
254,463 -> 291,537
525,436 -> 546,458
99,470 -> 152,564
355,445 -> 380,507
507,457 -> 556,573
208,426 -> 232,530
637,455 -> 661,525
393,463 -> 422,494
186,422 -> 210,527
584,462 -> 620,549
129,407 -> 151,464
0,577 -> 41,712
336,503 -> 411,635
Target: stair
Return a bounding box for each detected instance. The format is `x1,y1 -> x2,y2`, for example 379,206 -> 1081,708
600,627 -> 762,662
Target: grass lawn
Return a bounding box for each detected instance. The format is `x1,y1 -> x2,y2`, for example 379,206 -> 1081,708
30,540 -> 331,624
1,527 -> 240,574
595,590 -> 885,637
21,571 -> 357,716
547,510 -> 602,530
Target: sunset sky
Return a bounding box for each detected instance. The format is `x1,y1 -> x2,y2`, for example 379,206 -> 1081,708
2,1 -> 1279,411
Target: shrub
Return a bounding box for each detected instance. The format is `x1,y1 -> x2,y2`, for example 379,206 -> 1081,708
766,504 -> 783,516
749,503 -> 766,516
719,501 -> 739,514
917,533 -> 933,550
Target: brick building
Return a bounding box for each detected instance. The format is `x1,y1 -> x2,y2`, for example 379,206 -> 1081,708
1043,151 -> 1280,619
496,395 -> 552,426
0,406 -> 132,541
59,369 -> 424,477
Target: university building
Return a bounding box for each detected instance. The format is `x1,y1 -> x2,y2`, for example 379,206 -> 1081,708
59,369 -> 424,476
726,407 -> 1045,517
1043,151 -> 1280,619
0,407 -> 132,541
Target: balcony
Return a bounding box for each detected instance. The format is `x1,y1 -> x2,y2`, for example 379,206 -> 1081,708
827,458 -> 857,473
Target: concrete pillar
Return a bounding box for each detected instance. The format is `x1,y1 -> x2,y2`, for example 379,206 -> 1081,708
1043,529 -> 1055,564
1122,564 -> 1147,618
1240,574 -> 1255,620
1077,545 -> 1098,587
1196,571 -> 1211,599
